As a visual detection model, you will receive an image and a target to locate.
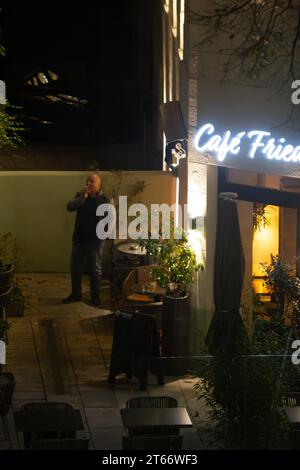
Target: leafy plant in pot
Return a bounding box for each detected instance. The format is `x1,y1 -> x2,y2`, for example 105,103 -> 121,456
0,319 -> 10,341
6,237 -> 29,317
139,233 -> 203,372
194,255 -> 300,450
0,233 -> 15,288
0,234 -> 28,317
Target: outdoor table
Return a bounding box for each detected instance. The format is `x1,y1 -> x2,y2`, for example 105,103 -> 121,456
130,282 -> 166,298
117,242 -> 147,257
121,407 -> 193,430
14,409 -> 84,433
285,406 -> 300,428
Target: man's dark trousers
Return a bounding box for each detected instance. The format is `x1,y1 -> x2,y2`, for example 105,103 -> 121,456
71,241 -> 103,300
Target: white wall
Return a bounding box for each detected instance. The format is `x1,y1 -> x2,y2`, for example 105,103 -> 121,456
0,171 -> 176,272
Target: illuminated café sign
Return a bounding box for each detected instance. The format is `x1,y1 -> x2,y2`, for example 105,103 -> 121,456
194,123 -> 300,164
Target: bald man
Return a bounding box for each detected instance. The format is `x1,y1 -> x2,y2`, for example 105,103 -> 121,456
64,174 -> 110,306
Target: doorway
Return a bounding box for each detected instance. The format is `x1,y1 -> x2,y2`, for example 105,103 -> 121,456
218,167 -> 300,327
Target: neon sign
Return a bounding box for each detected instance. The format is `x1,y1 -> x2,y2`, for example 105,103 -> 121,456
194,123 -> 300,163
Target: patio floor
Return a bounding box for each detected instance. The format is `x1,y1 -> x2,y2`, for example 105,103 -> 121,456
1,273 -> 214,450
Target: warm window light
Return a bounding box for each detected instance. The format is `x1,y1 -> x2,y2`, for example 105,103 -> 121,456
172,0 -> 178,37
168,34 -> 173,102
178,0 -> 185,60
37,72 -> 49,84
188,228 -> 205,265
252,205 -> 279,300
48,70 -> 59,81
164,0 -> 170,13
188,191 -> 206,224
163,18 -> 167,103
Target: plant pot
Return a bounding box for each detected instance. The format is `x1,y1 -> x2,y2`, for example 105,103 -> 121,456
0,285 -> 13,310
162,294 -> 190,375
0,264 -> 14,288
6,298 -> 25,317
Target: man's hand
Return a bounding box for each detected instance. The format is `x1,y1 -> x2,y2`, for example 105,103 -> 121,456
81,187 -> 89,198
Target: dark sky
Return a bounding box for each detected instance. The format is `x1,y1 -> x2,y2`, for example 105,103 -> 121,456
1,2 -> 142,145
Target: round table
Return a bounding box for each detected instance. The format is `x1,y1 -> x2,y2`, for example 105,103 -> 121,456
116,242 -> 147,257
130,283 -> 165,297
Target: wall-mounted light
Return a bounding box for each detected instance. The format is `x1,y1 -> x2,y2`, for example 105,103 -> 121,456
191,216 -> 204,231
164,139 -> 187,171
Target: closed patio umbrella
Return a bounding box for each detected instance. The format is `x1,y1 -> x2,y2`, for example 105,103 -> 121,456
205,193 -> 248,356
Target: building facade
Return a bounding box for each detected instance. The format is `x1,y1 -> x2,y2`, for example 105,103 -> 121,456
160,0 -> 300,343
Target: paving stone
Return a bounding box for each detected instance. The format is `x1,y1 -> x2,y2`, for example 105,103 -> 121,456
85,408 -> 123,427
3,273 -> 213,449
68,347 -> 101,357
67,335 -> 99,348
13,382 -> 44,393
90,427 -> 124,449
13,391 -> 46,400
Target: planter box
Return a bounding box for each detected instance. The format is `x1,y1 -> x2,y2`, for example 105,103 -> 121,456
162,294 -> 190,375
0,265 -> 14,288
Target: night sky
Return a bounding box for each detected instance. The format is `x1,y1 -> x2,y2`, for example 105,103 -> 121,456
1,3 -> 141,146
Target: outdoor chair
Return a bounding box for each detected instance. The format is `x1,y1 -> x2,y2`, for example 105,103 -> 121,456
290,430 -> 300,450
126,396 -> 179,436
111,242 -> 142,310
122,434 -> 183,450
31,437 -> 90,450
282,392 -> 300,407
122,266 -> 158,304
0,372 -> 16,445
20,402 -> 75,449
126,396 -> 178,409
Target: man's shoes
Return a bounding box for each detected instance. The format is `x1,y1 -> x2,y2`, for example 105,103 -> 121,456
90,297 -> 101,307
62,294 -> 82,304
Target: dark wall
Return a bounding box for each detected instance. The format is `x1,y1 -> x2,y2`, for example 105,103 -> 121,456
1,1 -> 163,169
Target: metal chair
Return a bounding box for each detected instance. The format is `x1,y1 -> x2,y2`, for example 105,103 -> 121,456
122,266 -> 154,304
22,402 -> 74,412
126,396 -> 178,409
290,429 -> 300,450
126,396 -> 179,436
122,265 -> 163,322
20,402 -> 75,449
0,372 -> 16,445
282,392 -> 300,407
31,437 -> 90,450
111,241 -> 144,310
122,434 -> 183,450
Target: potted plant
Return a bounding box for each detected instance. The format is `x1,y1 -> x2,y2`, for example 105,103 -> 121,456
0,319 -> 10,341
139,232 -> 203,372
0,234 -> 28,317
7,285 -> 25,317
194,255 -> 300,449
6,238 -> 28,317
0,233 -> 15,288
